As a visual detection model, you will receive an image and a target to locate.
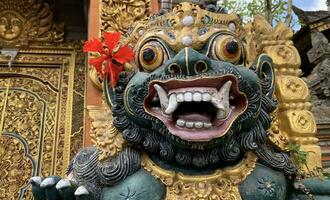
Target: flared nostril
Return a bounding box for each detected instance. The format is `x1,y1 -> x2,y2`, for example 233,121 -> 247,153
194,61 -> 208,74
168,63 -> 182,75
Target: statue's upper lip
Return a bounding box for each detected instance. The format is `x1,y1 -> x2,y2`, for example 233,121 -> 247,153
144,75 -> 248,142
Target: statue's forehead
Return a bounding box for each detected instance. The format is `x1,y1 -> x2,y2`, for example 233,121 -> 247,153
128,2 -> 243,52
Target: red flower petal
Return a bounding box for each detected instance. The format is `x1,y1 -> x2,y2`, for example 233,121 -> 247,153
83,38 -> 105,54
103,32 -> 121,53
113,45 -> 135,64
88,55 -> 107,77
105,60 -> 124,87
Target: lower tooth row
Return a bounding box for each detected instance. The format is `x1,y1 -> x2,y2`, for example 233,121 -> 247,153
176,119 -> 212,129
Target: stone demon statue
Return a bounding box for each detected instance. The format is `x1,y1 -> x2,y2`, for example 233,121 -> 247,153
30,2 -> 330,200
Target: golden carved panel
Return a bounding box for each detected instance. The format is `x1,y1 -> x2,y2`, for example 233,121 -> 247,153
279,110 -> 317,136
275,75 -> 310,102
101,0 -> 151,33
263,45 -> 301,69
0,42 -> 85,199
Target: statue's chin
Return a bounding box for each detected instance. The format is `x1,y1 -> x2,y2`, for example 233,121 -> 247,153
144,75 -> 248,142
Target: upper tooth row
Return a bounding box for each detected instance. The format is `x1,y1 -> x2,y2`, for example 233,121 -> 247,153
171,92 -> 212,102
153,81 -> 232,117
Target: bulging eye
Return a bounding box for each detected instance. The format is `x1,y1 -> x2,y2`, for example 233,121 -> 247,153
213,35 -> 242,64
139,41 -> 167,72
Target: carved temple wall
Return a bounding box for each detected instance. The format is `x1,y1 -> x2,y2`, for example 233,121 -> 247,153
0,0 -> 86,199
293,7 -> 330,168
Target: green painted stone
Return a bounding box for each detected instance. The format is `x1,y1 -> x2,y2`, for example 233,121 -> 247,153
290,194 -> 330,200
101,169 -> 166,200
239,163 -> 288,200
294,178 -> 330,195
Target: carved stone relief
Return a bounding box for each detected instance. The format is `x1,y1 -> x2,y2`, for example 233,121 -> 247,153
0,42 -> 85,199
305,31 -> 330,167
0,0 -> 64,47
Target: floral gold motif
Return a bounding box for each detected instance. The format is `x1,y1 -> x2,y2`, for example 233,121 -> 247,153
263,45 -> 301,69
276,76 -> 310,103
279,111 -> 317,136
0,133 -> 34,200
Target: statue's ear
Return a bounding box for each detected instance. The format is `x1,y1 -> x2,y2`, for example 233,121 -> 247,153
253,54 -> 275,98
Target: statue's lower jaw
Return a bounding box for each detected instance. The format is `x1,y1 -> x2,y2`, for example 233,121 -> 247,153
144,75 -> 248,142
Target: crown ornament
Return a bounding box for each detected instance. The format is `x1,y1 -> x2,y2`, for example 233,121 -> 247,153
125,2 -> 243,52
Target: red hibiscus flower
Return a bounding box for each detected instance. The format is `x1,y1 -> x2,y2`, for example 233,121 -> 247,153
83,32 -> 134,87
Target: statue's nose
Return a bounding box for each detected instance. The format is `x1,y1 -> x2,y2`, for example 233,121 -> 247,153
165,48 -> 211,76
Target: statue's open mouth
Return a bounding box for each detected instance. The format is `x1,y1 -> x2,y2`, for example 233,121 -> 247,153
144,75 -> 248,142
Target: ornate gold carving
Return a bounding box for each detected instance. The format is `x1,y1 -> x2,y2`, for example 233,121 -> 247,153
70,42 -> 86,159
279,111 -> 317,137
263,45 -> 301,69
88,104 -> 126,161
101,0 -> 152,33
0,42 -> 85,198
269,109 -> 289,151
276,76 -> 310,102
0,0 -> 64,47
142,152 -> 257,200
0,133 -> 34,200
246,15 -> 322,176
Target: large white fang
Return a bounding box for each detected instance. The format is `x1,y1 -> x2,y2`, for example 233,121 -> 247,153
165,94 -> 179,114
154,84 -> 169,110
211,81 -> 232,119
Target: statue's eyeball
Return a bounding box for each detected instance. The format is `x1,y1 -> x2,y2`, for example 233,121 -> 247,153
214,36 -> 242,64
139,41 -> 167,72
143,48 -> 156,63
225,40 -> 239,55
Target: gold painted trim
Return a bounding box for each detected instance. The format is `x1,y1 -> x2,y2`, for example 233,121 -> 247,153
185,47 -> 190,76
0,79 -> 10,134
142,152 -> 257,199
61,54 -> 76,176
